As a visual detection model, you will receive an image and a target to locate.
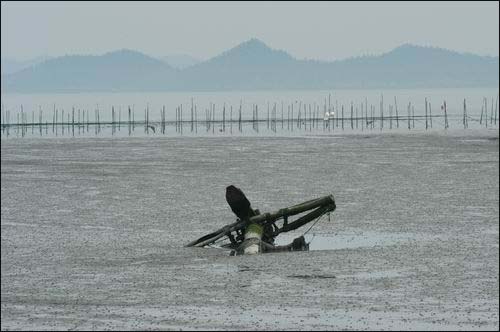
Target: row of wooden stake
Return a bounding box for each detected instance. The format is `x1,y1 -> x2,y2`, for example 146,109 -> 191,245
1,95 -> 498,137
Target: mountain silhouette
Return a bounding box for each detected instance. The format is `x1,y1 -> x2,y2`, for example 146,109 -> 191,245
1,56 -> 53,75
2,39 -> 498,92
3,49 -> 177,92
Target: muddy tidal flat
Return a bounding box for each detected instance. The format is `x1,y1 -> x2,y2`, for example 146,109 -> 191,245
1,130 -> 499,330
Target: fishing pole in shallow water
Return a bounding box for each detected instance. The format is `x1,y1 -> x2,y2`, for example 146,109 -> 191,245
302,211 -> 331,247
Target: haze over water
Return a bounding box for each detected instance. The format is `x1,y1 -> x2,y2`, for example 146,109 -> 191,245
1,88 -> 498,123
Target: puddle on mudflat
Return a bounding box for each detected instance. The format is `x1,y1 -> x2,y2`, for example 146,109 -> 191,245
275,231 -> 417,251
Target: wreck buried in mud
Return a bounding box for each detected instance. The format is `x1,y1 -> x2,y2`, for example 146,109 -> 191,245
186,185 -> 336,255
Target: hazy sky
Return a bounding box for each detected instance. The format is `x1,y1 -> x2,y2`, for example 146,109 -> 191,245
1,1 -> 499,61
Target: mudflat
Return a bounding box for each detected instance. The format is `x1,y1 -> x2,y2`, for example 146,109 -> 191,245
1,130 -> 498,330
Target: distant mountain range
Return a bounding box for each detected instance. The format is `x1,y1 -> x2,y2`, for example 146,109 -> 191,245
1,54 -> 200,74
1,56 -> 53,75
2,38 -> 498,93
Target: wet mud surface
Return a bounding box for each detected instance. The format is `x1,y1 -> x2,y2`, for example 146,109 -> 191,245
1,130 -> 498,330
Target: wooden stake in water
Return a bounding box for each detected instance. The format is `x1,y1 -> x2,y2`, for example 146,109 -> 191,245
267,102 -> 270,130
443,101 -> 449,129
407,102 -> 411,130
287,105 -> 290,131
372,105 -> 375,130
296,102 -> 300,130
361,103 -> 364,131
128,106 -> 132,135
350,102 -> 353,130
365,98 -> 368,129
255,104 -> 258,133
239,100 -> 242,132
132,105 -> 135,132
296,102 -> 300,131
425,98 -> 428,130
223,103 -> 226,133
463,98 -> 468,129
147,104 -> 150,134
312,102 -> 316,130
328,94 -> 331,131
111,106 -> 114,135
20,105 -> 24,137
52,104 -> 56,134
191,98 -> 194,133
490,97 -> 494,126
1,104 -> 4,136
380,94 -> 384,131
495,94 -> 498,126
275,103 -> 278,132
7,109 -> 10,137
429,102 -> 433,128
412,105 -> 415,129
97,106 -> 101,134
341,105 -> 344,130
281,101 -> 284,130
16,111 -> 20,137
394,96 -> 399,129
39,106 -> 42,136
251,104 -> 255,132
484,98 -> 488,128
389,105 -> 392,129
336,100 -> 339,129
356,105 -> 359,129
365,100 -> 369,129
309,104 -> 312,131
479,100 -> 484,125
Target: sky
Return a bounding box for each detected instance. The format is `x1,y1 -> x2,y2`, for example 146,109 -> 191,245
1,1 -> 499,61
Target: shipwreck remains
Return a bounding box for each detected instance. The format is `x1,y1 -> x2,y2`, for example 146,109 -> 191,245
186,185 -> 336,255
